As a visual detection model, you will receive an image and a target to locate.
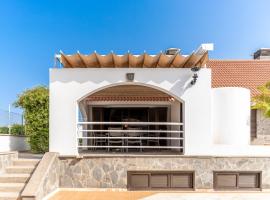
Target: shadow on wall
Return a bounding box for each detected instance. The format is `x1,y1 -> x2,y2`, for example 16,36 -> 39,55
50,68 -> 196,101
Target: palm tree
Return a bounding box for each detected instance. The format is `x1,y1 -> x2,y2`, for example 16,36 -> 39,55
252,81 -> 270,118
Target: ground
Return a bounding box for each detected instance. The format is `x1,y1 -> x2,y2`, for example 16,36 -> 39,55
49,191 -> 270,200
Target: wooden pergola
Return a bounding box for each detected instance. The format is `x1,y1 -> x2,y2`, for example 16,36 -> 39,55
57,46 -> 210,68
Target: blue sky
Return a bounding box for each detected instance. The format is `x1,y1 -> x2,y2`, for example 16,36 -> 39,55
0,0 -> 270,112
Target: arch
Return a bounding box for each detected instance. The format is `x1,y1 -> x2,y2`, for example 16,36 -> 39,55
77,82 -> 184,104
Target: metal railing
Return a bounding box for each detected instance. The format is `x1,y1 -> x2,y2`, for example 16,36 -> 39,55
76,121 -> 184,153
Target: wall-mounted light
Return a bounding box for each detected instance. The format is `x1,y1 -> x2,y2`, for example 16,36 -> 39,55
190,67 -> 200,85
126,73 -> 135,81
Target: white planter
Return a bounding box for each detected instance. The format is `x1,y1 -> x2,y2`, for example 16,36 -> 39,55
0,134 -> 30,152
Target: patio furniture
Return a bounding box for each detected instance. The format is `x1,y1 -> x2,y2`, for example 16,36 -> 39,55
147,131 -> 160,147
107,127 -> 124,152
94,131 -> 107,150
126,127 -> 142,152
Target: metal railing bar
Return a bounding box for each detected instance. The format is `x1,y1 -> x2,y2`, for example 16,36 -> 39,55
77,121 -> 183,125
78,130 -> 183,133
77,145 -> 184,149
77,137 -> 184,140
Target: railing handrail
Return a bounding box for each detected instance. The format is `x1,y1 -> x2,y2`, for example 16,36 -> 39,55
78,129 -> 183,133
77,136 -> 184,140
77,121 -> 183,125
77,145 -> 184,149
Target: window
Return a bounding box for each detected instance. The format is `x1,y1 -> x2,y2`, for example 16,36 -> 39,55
250,109 -> 257,139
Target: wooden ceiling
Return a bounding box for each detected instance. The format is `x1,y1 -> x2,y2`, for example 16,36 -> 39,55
86,85 -> 175,102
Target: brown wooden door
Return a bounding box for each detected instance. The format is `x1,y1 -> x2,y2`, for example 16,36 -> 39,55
214,172 -> 261,190
127,171 -> 194,190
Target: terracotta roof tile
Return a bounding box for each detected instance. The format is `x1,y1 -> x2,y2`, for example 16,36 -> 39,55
207,60 -> 270,97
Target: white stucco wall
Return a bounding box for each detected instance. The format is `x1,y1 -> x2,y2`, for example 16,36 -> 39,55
212,87 -> 250,145
0,135 -> 30,152
50,68 -> 212,155
50,68 -> 270,156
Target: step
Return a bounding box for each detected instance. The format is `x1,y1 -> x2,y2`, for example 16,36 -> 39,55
0,192 -> 19,200
6,166 -> 35,174
0,183 -> 24,192
12,159 -> 39,167
0,174 -> 30,183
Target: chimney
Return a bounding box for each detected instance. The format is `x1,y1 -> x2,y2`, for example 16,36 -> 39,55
165,48 -> 180,55
253,48 -> 270,60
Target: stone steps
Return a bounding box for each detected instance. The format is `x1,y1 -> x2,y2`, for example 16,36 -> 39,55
12,159 -> 39,167
0,174 -> 30,183
0,183 -> 24,192
0,158 -> 40,200
6,166 -> 35,174
0,192 -> 20,200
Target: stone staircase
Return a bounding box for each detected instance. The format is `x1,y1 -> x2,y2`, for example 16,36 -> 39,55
0,159 -> 40,200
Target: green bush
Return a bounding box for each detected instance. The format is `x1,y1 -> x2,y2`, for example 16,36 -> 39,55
0,126 -> 9,134
14,86 -> 49,153
252,81 -> 270,118
10,124 -> 25,136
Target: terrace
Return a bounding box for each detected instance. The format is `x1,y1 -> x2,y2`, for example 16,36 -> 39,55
77,84 -> 184,154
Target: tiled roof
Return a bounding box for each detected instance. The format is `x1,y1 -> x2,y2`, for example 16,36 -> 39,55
207,60 -> 270,97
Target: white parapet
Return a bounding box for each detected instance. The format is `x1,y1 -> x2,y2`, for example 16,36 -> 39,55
212,87 -> 250,145
0,135 -> 30,152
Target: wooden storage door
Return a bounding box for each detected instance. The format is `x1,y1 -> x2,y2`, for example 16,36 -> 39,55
129,173 -> 149,189
238,173 -> 260,189
128,171 -> 194,190
171,173 -> 193,188
150,174 -> 169,188
214,172 -> 261,190
215,173 -> 237,189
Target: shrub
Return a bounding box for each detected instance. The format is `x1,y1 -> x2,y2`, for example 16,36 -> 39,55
10,124 -> 25,136
252,81 -> 270,118
0,126 -> 9,134
14,86 -> 49,153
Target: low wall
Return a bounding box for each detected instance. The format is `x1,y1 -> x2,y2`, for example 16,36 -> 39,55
0,134 -> 30,152
21,152 -> 60,200
21,154 -> 270,199
0,151 -> 18,173
58,156 -> 270,190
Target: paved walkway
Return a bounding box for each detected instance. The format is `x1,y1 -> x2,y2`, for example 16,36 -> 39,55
18,151 -> 43,159
49,191 -> 270,200
141,192 -> 270,200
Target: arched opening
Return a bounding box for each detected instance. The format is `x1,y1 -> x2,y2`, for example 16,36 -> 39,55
77,84 -> 184,154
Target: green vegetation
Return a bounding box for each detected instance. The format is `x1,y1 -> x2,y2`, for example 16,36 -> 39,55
252,81 -> 270,118
0,124 -> 25,135
0,126 -> 9,134
10,124 -> 25,135
14,86 -> 49,153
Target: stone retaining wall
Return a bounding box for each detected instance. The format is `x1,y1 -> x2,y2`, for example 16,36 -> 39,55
255,110 -> 270,145
0,151 -> 18,174
58,156 -> 270,189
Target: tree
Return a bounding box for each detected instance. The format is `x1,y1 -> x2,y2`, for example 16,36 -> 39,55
14,86 -> 49,153
252,81 -> 270,118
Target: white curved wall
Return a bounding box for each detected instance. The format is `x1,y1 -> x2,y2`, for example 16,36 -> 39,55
212,87 -> 250,145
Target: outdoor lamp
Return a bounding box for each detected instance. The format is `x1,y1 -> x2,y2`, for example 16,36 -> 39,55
190,67 -> 200,85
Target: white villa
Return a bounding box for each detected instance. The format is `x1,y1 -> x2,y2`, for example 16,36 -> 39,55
45,45 -> 270,191
2,45 -> 270,200
50,45 -> 270,157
